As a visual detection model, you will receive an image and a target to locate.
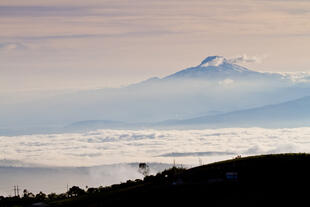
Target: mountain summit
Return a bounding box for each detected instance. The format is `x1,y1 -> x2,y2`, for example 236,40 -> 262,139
164,55 -> 259,80
163,56 -> 285,82
199,55 -> 227,67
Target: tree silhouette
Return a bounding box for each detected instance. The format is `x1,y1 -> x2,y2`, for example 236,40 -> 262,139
23,189 -> 35,199
138,163 -> 150,177
67,186 -> 85,197
35,192 -> 47,201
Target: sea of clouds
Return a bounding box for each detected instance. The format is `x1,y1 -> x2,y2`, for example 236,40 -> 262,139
1,128 -> 310,167
1,127 -> 310,195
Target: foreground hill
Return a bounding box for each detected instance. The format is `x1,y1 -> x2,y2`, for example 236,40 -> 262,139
35,154 -> 310,206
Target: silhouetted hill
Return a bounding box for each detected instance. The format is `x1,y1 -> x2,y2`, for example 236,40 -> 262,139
45,153 -> 310,207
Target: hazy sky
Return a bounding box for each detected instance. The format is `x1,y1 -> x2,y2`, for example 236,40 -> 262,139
1,0 -> 310,92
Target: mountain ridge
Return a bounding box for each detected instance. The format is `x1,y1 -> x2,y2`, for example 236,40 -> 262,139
1,55 -> 310,133
64,94 -> 310,131
157,95 -> 310,128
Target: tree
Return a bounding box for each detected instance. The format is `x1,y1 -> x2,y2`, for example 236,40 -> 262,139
67,186 -> 85,197
23,189 -> 29,198
35,191 -> 47,201
138,163 -> 150,177
48,193 -> 58,200
87,188 -> 98,194
23,189 -> 35,199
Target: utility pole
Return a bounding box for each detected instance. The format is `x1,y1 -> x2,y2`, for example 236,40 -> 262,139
17,185 -> 19,197
66,184 -> 69,198
13,186 -> 16,197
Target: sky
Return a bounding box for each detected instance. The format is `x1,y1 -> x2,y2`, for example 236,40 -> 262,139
1,0 -> 310,92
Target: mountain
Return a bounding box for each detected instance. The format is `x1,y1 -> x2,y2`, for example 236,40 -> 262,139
4,94 -> 310,136
158,95 -> 310,128
66,120 -> 127,131
126,56 -> 289,90
67,95 -> 310,130
164,56 -> 277,80
1,55 -> 310,133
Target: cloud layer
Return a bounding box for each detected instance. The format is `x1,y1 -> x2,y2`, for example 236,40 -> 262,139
1,128 -> 310,167
1,127 -> 309,195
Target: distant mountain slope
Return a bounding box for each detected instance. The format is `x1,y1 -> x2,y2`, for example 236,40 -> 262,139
67,120 -> 127,130
67,95 -> 310,130
1,56 -> 310,132
159,95 -> 310,128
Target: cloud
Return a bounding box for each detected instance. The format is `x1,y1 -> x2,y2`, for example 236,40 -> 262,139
278,72 -> 310,83
0,42 -> 27,51
1,128 -> 310,167
159,151 -> 236,157
218,78 -> 234,86
0,6 -> 90,17
1,126 -> 309,195
228,54 -> 262,64
0,159 -> 41,167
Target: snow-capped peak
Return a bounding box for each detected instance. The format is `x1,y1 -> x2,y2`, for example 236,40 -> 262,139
163,55 -> 261,80
199,56 -> 227,67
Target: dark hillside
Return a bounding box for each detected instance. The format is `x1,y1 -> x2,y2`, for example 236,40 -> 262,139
50,154 -> 310,207
2,154 -> 310,207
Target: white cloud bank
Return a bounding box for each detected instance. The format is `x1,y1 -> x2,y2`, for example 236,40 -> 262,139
1,128 -> 310,167
0,127 -> 310,195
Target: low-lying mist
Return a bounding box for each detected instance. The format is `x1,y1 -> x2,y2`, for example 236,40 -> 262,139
0,163 -> 172,196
